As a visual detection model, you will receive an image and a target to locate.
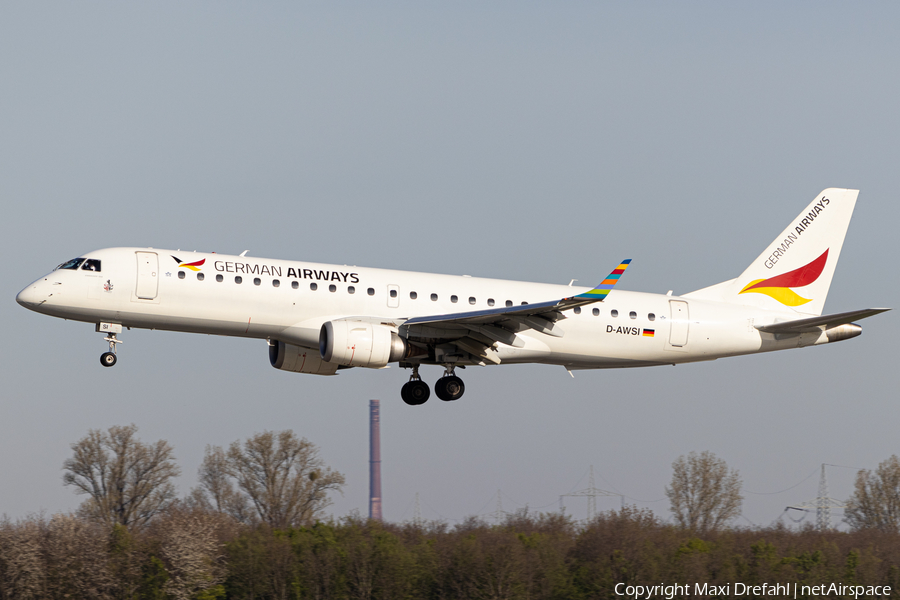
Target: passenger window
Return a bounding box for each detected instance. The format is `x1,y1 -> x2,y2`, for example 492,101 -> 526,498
216,274 -> 224,282
592,308 -> 600,316
367,288 -> 375,296
505,300 -> 513,307
329,284 -> 337,292
630,311 -> 637,319
390,289 -> 397,298
81,259 -> 101,272
574,306 -> 581,314
235,276 -> 243,284
254,278 -> 261,286
488,298 -> 495,306
178,271 -> 185,279
310,282 -> 317,291
521,301 -> 528,305
469,297 -> 476,305
272,279 -> 280,287
197,273 -> 205,281
57,258 -> 85,271
291,281 -> 298,289
431,293 -> 438,301
451,295 -> 458,303
410,291 -> 417,300
648,313 -> 656,321
348,286 -> 355,294
611,310 -> 618,317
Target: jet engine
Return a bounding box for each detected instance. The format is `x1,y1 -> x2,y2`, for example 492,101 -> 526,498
269,341 -> 339,375
319,320 -> 411,368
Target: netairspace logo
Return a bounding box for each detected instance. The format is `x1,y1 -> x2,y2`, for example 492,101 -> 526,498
614,582 -> 892,599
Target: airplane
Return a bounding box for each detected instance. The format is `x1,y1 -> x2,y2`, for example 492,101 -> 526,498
16,188 -> 889,405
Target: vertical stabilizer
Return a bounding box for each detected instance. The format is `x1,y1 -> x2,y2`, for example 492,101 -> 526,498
685,188 -> 858,316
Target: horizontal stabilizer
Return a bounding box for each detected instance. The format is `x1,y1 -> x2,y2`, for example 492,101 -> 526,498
755,308 -> 890,334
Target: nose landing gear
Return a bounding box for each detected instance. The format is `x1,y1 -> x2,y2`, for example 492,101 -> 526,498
97,323 -> 123,368
435,366 -> 465,401
400,365 -> 430,406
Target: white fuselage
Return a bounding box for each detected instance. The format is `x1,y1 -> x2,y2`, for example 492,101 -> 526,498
16,247 -> 833,371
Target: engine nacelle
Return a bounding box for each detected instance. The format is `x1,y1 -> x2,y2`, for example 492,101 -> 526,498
269,341 -> 339,375
319,320 -> 409,368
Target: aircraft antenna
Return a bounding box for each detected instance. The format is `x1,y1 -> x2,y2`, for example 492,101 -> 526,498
785,464 -> 846,531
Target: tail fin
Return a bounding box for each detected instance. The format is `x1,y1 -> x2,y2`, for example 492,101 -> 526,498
684,188 -> 858,316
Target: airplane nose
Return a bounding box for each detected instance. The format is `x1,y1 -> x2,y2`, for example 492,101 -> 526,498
16,284 -> 39,308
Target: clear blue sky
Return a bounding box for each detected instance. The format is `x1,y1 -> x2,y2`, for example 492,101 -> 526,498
2,2 -> 897,527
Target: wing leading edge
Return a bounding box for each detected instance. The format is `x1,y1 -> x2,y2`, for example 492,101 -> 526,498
399,260 -> 632,364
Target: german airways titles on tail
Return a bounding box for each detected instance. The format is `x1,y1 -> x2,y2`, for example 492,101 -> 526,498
17,188 -> 889,405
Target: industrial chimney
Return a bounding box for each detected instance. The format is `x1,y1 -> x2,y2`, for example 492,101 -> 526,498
369,399 -> 382,521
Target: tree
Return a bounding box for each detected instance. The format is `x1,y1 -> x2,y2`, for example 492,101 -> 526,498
159,510 -> 226,600
192,445 -> 254,523
665,451 -> 742,533
845,455 -> 900,533
197,430 -> 345,528
62,424 -> 180,530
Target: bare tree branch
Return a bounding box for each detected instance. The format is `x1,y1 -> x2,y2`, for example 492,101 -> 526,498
62,424 -> 180,530
210,430 -> 345,528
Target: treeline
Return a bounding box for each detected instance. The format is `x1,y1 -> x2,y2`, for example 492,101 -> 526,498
2,506 -> 900,600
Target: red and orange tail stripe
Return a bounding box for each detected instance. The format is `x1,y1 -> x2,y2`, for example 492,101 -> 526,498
739,249 -> 828,307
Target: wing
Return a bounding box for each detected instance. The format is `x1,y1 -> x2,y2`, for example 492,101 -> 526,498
754,308 -> 890,333
400,260 -> 632,365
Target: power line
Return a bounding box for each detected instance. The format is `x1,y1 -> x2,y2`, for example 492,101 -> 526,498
746,466 -> 819,495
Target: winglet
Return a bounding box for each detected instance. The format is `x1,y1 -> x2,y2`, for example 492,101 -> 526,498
571,259 -> 632,302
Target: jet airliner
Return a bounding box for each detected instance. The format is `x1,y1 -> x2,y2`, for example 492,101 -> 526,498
17,188 -> 888,405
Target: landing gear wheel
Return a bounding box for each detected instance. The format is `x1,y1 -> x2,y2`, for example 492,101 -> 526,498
100,352 -> 117,367
401,380 -> 430,405
435,376 -> 465,401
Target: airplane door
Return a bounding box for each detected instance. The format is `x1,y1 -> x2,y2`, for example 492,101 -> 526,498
387,284 -> 399,308
668,300 -> 689,347
135,252 -> 159,300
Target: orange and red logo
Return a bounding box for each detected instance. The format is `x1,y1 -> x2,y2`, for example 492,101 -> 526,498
739,249 -> 828,307
171,256 -> 206,272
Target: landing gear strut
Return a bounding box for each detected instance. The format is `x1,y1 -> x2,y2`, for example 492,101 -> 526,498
100,331 -> 122,368
435,365 -> 465,401
400,365 -> 430,405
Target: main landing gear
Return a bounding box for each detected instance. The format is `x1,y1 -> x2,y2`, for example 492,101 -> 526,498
401,365 -> 466,405
435,365 -> 465,402
400,366 -> 430,405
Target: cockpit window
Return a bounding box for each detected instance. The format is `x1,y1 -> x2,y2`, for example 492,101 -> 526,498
81,259 -> 101,272
56,258 -> 85,271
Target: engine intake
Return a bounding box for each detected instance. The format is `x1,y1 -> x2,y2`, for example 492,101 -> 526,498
319,321 -> 410,368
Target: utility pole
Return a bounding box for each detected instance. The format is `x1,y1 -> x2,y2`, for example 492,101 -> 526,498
560,465 -> 621,521
785,464 -> 846,531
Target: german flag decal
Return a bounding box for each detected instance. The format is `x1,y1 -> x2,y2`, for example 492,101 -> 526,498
642,329 -> 655,337
171,256 -> 206,272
